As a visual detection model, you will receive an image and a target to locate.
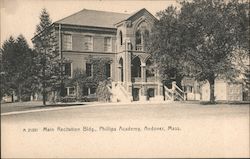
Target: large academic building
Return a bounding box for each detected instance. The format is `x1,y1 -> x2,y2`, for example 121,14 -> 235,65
31,8 -> 245,103
34,8 -> 165,102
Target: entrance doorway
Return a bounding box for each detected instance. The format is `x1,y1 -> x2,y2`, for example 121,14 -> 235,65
147,88 -> 155,100
132,88 -> 140,101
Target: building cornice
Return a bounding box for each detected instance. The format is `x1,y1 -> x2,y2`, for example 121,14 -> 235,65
54,23 -> 117,33
62,50 -> 117,55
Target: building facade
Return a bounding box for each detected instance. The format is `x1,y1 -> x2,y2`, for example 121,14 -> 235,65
32,8 -> 245,102
33,8 -> 164,102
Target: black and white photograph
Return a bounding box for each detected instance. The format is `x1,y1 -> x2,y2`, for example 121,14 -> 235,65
1,0 -> 249,158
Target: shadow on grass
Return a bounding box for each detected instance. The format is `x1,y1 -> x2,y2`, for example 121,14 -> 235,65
200,101 -> 250,105
24,103 -> 87,110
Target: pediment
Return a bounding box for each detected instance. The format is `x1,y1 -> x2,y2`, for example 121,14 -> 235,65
115,8 -> 157,28
126,8 -> 158,25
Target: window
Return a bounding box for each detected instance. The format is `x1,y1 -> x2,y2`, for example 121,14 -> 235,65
104,37 -> 112,52
90,87 -> 96,94
131,57 -> 141,78
84,35 -> 93,51
119,31 -> 123,45
82,87 -> 88,96
135,30 -> 142,51
64,87 -> 75,96
86,63 -> 92,76
64,63 -> 72,77
135,21 -> 150,51
62,88 -> 67,97
68,87 -> 75,96
136,30 -> 142,45
63,34 -> 72,50
147,88 -> 155,98
187,86 -> 193,93
82,87 -> 96,96
105,63 -> 111,78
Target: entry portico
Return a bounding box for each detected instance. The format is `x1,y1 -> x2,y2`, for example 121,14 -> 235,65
111,9 -> 164,102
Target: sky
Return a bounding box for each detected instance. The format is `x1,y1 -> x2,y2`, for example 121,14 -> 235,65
0,0 -> 179,48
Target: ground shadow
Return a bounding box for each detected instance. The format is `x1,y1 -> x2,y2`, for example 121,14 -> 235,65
23,103 -> 87,110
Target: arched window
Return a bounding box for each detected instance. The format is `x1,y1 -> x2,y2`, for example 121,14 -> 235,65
144,29 -> 150,51
135,21 -> 150,51
119,31 -> 123,46
136,30 -> 141,45
131,56 -> 141,78
144,29 -> 149,38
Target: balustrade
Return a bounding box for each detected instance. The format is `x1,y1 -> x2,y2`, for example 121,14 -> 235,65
136,44 -> 143,51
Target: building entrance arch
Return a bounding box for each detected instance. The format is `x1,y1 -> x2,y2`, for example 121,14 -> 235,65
131,56 -> 141,78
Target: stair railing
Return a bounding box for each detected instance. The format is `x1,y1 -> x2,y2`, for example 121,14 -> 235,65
172,81 -> 185,101
164,85 -> 173,100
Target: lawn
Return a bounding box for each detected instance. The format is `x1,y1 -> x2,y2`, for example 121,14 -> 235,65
1,102 -> 249,158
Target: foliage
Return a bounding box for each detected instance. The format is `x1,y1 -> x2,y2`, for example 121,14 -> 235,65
85,55 -> 112,86
82,55 -> 112,89
67,69 -> 87,100
60,96 -> 77,103
86,56 -> 112,101
150,0 -> 249,102
67,56 -> 112,101
149,6 -> 185,87
1,35 -> 35,101
243,64 -> 250,101
33,8 -> 64,105
0,36 -> 16,99
36,8 -> 52,33
96,80 -> 112,102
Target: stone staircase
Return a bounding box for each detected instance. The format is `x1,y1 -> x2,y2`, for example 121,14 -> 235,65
108,81 -> 184,103
110,82 -> 132,102
164,82 -> 185,101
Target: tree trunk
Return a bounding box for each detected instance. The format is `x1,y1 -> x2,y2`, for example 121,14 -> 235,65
18,85 -> 22,102
42,77 -> 46,105
42,52 -> 46,106
208,78 -> 215,104
11,91 -> 14,103
76,82 -> 79,101
42,90 -> 46,105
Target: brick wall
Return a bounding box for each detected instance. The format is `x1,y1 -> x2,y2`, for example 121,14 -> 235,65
61,31 -> 116,53
63,52 -> 116,80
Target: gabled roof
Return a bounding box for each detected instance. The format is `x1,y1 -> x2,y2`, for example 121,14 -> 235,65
115,8 -> 158,25
55,9 -> 130,28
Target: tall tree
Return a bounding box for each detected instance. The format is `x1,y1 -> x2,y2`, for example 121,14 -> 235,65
179,0 -> 248,103
36,8 -> 52,33
150,0 -> 249,103
149,6 -> 186,87
1,35 -> 34,101
33,8 -> 62,105
1,36 -> 16,101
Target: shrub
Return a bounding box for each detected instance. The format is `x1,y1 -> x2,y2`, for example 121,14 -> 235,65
60,96 -> 77,103
96,80 -> 112,102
